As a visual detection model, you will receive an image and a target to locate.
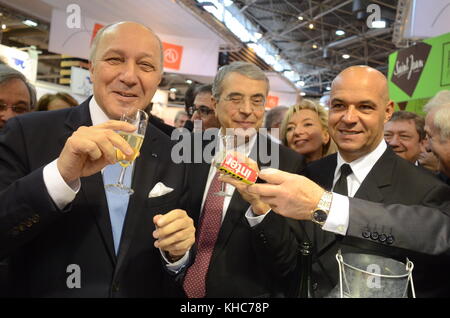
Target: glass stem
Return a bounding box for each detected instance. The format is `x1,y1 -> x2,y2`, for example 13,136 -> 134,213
117,166 -> 127,185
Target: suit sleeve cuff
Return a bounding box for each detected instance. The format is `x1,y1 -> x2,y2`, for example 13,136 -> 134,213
322,193 -> 349,235
161,249 -> 190,274
43,159 -> 80,210
245,207 -> 271,227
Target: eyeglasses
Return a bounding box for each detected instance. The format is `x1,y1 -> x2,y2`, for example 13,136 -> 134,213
222,94 -> 266,110
193,105 -> 214,116
0,103 -> 30,114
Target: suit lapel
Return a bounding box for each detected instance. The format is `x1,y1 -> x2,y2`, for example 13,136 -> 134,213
62,99 -> 117,264
114,125 -> 160,274
354,148 -> 394,202
210,135 -> 261,263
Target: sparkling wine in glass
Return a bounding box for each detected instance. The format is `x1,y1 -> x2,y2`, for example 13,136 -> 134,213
105,109 -> 148,195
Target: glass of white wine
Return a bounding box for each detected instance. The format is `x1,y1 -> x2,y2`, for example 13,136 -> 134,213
105,109 -> 148,195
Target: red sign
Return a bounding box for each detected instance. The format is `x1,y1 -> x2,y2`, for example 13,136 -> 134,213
219,154 -> 258,185
266,95 -> 279,109
90,23 -> 104,45
162,42 -> 184,70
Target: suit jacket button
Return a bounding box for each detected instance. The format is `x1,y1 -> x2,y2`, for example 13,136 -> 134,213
378,234 -> 387,243
25,220 -> 33,227
18,224 -> 25,232
370,232 -> 379,241
32,215 -> 40,223
386,235 -> 395,245
362,230 -> 370,238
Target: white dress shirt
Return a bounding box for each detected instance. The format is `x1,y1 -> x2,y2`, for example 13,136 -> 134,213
42,97 -> 188,269
322,140 -> 387,235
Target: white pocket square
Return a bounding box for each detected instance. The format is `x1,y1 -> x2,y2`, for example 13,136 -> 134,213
148,182 -> 174,198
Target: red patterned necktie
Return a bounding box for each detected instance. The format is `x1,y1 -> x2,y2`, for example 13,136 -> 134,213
183,171 -> 224,298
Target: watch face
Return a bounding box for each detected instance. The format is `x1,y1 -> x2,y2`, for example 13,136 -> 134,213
313,210 -> 327,223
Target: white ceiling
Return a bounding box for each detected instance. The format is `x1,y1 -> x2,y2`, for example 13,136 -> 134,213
0,0 -> 227,41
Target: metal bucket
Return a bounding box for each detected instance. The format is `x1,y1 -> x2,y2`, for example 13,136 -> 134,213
327,250 -> 415,298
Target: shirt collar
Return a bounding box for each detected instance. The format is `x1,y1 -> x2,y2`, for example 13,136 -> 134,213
335,139 -> 387,183
89,96 -> 110,126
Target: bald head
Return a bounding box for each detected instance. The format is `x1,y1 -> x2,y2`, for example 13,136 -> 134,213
90,22 -> 164,72
332,66 -> 390,104
328,65 -> 394,162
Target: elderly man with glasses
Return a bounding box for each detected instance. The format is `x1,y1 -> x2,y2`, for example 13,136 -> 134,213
191,84 -> 220,131
0,64 -> 36,129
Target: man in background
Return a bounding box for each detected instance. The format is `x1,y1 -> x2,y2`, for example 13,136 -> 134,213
264,106 -> 288,143
173,110 -> 189,128
191,84 -> 220,131
0,64 -> 36,129
424,92 -> 450,185
384,110 -> 426,165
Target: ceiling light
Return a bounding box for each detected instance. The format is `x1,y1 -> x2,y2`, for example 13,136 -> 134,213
371,20 -> 386,28
312,44 -> 318,49
223,0 -> 233,7
1,24 -> 6,30
342,54 -> 350,59
300,92 -> 306,96
169,88 -> 177,93
335,29 -> 345,36
297,80 -> 305,87
308,23 -> 314,29
326,86 -> 331,91
22,19 -> 38,27
185,79 -> 193,84
298,16 -> 304,21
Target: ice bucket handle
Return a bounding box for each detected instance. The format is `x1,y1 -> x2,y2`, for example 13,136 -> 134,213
336,252 -> 416,298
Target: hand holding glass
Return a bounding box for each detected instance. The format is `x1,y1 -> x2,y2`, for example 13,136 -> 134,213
105,109 -> 148,195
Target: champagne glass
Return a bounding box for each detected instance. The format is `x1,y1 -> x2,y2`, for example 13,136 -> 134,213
212,134 -> 236,197
105,109 -> 148,195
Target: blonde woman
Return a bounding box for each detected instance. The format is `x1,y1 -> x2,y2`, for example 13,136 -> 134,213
280,99 -> 337,163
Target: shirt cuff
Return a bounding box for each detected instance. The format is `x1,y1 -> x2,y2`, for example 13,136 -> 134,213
43,159 -> 80,210
322,193 -> 349,235
245,207 -> 270,227
161,249 -> 190,274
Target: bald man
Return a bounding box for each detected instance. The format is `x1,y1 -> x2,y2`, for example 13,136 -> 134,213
0,22 -> 195,297
231,66 -> 450,297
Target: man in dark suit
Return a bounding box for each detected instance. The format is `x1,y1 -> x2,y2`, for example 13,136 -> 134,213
0,22 -> 195,297
182,62 -> 305,298
247,66 -> 450,297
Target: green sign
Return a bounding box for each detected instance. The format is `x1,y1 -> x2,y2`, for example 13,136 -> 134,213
388,31 -> 450,114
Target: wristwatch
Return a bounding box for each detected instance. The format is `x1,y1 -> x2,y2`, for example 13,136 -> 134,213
311,191 -> 333,226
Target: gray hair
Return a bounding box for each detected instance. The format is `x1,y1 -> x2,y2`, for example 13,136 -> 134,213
0,64 -> 37,109
174,110 -> 188,122
89,22 -> 164,74
431,103 -> 450,140
212,61 -> 269,100
424,90 -> 450,113
264,106 -> 288,129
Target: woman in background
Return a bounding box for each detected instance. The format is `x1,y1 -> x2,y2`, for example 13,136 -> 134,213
37,92 -> 78,111
280,99 -> 337,163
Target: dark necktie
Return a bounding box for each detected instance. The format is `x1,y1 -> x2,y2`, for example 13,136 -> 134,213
183,171 -> 224,298
333,164 -> 353,196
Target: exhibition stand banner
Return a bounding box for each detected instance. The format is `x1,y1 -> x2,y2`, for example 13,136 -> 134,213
388,31 -> 450,113
48,9 -> 219,78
